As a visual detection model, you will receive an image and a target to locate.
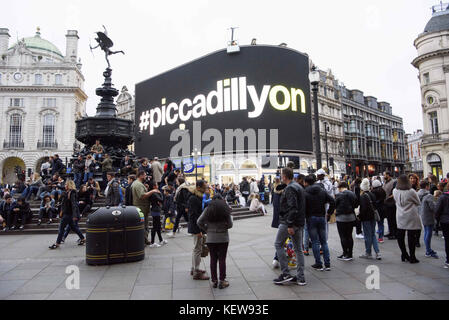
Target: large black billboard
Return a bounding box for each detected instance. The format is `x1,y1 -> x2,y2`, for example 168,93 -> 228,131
135,45 -> 312,158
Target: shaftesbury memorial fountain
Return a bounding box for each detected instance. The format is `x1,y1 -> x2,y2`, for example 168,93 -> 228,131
74,26 -> 134,167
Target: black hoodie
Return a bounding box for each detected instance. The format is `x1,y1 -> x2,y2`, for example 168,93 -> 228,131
305,184 -> 336,219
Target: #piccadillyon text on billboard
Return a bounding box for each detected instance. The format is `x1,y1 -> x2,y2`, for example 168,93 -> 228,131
135,45 -> 313,159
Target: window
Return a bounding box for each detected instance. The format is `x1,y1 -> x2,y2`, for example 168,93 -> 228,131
43,114 -> 55,146
9,114 -> 22,147
35,74 -> 43,85
45,98 -> 56,107
429,112 -> 439,134
9,98 -> 24,107
423,73 -> 430,85
55,74 -> 62,85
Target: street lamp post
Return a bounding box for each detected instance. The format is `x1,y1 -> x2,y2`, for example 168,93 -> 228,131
324,121 -> 329,172
309,66 -> 322,170
192,147 -> 201,183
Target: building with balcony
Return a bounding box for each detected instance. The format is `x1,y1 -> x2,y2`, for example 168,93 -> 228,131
412,3 -> 449,180
0,27 -> 87,184
341,87 -> 406,178
309,69 -> 346,177
405,130 -> 424,177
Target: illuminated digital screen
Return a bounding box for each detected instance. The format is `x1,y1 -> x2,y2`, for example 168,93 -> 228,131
135,45 -> 313,158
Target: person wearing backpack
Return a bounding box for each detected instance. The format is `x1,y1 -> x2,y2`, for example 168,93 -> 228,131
358,178 -> 381,260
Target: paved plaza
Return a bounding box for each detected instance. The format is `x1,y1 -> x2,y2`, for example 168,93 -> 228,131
1,206 -> 448,300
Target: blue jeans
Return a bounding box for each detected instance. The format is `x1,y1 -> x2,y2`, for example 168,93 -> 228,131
362,220 -> 379,255
377,218 -> 385,239
424,225 -> 435,255
274,224 -> 305,281
22,186 -> 38,200
56,216 -> 84,244
307,216 -> 330,266
74,173 -> 83,188
83,172 -> 93,183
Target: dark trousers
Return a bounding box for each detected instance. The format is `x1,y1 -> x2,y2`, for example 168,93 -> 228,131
39,208 -> 56,220
102,172 -> 108,190
79,203 -> 91,217
56,216 -> 84,244
441,223 -> 449,264
207,242 -> 229,282
6,211 -> 26,227
386,205 -> 398,237
173,206 -> 188,233
337,221 -> 355,258
397,229 -> 420,259
151,215 -> 163,244
63,220 -> 80,240
355,219 -> 362,235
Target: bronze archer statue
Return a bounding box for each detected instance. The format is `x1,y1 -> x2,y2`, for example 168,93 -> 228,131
90,25 -> 124,68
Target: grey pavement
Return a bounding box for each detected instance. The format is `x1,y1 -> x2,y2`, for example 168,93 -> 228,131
1,205 -> 448,300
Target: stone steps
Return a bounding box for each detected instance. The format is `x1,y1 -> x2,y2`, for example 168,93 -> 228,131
1,202 -> 262,235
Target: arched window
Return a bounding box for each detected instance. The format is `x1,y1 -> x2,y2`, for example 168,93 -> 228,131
43,114 -> 55,146
9,114 -> 22,147
221,161 -> 235,170
300,161 -> 309,170
240,160 -> 257,169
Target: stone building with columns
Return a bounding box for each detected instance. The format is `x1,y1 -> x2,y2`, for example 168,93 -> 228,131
413,3 -> 449,181
0,27 -> 87,184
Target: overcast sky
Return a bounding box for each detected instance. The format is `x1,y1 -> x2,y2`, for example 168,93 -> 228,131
2,0 -> 439,133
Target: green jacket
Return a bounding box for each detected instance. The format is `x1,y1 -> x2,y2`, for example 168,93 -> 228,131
101,158 -> 113,172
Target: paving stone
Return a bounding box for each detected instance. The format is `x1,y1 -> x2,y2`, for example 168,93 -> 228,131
135,269 -> 173,286
88,290 -> 131,300
173,287 -> 214,300
46,286 -> 95,300
0,280 -> 28,299
6,293 -> 50,300
248,281 -> 297,300
377,282 -> 434,300
130,284 -> 172,300
0,268 -> 43,281
14,276 -> 66,294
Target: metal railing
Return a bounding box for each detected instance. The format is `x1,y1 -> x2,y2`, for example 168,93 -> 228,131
3,140 -> 24,149
37,140 -> 58,149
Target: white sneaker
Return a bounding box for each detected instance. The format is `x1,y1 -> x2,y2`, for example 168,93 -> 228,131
149,243 -> 161,248
356,234 -> 364,239
168,232 -> 175,238
159,240 -> 168,245
272,259 -> 280,269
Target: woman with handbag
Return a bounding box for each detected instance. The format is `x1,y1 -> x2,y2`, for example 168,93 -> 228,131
197,194 -> 233,289
358,178 -> 381,260
393,174 -> 422,263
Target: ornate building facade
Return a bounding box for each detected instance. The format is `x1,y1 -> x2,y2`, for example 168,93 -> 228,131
0,27 -> 87,184
341,87 -> 406,177
413,3 -> 449,180
405,130 -> 424,177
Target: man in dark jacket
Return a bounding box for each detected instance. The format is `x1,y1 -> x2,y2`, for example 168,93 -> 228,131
125,175 -> 136,206
304,174 -> 336,271
105,172 -> 121,207
51,154 -> 64,175
120,155 -> 135,176
188,180 -> 210,280
0,195 -> 18,231
435,191 -> 449,268
73,155 -> 85,189
273,168 -> 307,286
170,177 -> 190,237
239,177 -> 250,205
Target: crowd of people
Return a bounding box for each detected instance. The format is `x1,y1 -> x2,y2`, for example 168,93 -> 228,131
270,166 -> 449,286
1,145 -> 449,289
